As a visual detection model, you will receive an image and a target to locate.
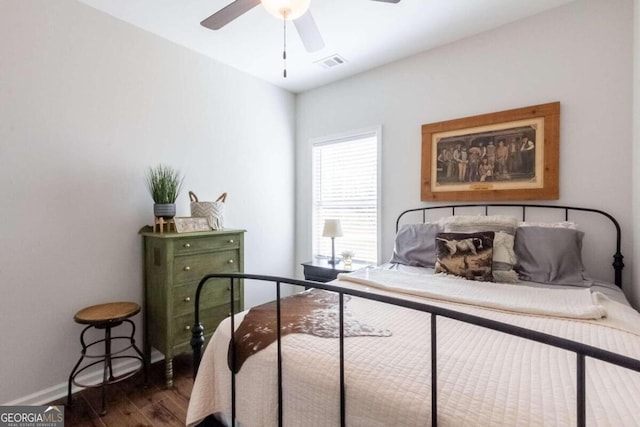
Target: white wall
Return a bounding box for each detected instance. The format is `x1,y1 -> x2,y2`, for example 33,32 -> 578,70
633,0 -> 640,307
0,0 -> 295,404
296,1 -> 636,303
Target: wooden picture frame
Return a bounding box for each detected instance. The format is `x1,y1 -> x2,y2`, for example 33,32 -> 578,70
421,102 -> 559,202
174,217 -> 211,233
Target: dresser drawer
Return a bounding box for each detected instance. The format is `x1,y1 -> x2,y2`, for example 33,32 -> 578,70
173,303 -> 240,346
173,279 -> 242,316
174,234 -> 240,255
174,250 -> 239,283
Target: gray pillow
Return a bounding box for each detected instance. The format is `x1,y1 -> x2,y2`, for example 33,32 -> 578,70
390,223 -> 443,268
514,227 -> 591,286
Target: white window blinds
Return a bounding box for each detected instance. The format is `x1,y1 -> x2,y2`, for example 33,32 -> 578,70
312,131 -> 379,263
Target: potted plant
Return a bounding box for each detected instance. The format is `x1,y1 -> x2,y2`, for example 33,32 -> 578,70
145,164 -> 184,219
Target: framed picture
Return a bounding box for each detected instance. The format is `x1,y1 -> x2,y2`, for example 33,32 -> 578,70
421,102 -> 559,202
174,217 -> 211,233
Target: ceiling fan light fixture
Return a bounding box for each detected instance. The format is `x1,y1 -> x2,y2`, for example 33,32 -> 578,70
261,0 -> 310,20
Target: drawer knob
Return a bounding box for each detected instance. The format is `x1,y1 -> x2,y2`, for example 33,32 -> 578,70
228,239 -> 234,243
228,259 -> 234,264
184,243 -> 191,248
184,266 -> 191,271
184,325 -> 191,331
184,297 -> 191,302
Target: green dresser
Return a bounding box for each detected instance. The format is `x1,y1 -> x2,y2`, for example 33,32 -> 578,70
140,228 -> 245,387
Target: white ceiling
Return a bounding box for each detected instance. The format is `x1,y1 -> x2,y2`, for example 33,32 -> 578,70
77,0 -> 575,93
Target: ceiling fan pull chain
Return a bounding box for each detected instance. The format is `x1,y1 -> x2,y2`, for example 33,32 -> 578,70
283,10 -> 288,78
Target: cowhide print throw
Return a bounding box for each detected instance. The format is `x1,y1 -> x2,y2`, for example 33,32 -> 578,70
228,289 -> 392,373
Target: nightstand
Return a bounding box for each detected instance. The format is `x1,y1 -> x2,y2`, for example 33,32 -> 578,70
301,259 -> 371,283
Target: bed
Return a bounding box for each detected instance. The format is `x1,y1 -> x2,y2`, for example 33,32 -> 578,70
186,204 -> 640,427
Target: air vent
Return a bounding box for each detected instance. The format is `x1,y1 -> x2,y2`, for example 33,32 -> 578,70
315,54 -> 348,69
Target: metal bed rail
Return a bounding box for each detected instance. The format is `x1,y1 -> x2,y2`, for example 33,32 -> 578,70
191,273 -> 640,427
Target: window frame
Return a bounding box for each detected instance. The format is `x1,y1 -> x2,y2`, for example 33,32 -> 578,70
309,126 -> 382,264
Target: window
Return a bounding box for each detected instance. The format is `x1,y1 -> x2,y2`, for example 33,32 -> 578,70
312,128 -> 380,264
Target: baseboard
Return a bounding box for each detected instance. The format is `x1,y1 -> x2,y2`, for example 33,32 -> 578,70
3,349 -> 164,406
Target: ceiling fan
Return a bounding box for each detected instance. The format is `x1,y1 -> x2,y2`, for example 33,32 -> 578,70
201,0 -> 401,53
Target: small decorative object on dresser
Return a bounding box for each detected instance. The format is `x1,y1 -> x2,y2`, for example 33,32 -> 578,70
174,217 -> 211,233
145,164 -> 184,220
140,227 -> 245,388
189,191 -> 227,230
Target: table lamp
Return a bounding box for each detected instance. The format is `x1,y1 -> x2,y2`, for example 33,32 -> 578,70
322,219 -> 343,266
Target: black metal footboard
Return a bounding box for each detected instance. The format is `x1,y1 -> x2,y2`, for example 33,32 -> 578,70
191,273 -> 640,427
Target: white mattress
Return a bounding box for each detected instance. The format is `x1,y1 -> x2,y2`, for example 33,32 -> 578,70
187,267 -> 640,426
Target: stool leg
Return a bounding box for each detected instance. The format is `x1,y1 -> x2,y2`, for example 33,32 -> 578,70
68,325 -> 91,407
124,318 -> 148,387
101,325 -> 112,416
107,333 -> 115,382
130,335 -> 148,387
67,354 -> 84,406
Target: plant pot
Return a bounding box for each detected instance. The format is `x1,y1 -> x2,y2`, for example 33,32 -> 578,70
154,203 -> 176,219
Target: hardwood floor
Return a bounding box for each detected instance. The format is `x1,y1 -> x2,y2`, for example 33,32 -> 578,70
50,354 -> 194,427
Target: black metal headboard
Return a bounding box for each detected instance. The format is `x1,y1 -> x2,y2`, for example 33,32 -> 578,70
395,204 -> 624,288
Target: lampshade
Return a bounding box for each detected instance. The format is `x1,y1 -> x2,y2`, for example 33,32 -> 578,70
322,219 -> 343,238
261,0 -> 310,20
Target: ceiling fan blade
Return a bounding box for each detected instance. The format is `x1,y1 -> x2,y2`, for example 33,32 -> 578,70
370,0 -> 401,3
293,10 -> 325,53
201,0 -> 261,30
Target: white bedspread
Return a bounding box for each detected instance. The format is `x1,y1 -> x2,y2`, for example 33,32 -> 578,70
187,268 -> 640,426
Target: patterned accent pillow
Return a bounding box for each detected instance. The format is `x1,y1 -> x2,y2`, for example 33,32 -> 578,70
442,215 -> 518,283
435,231 -> 495,282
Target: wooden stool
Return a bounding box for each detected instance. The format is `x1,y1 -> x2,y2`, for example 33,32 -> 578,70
67,302 -> 147,416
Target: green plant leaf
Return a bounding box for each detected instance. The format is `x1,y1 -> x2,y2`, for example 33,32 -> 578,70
145,164 -> 184,204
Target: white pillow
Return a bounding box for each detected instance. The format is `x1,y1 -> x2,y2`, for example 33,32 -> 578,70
518,221 -> 577,229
